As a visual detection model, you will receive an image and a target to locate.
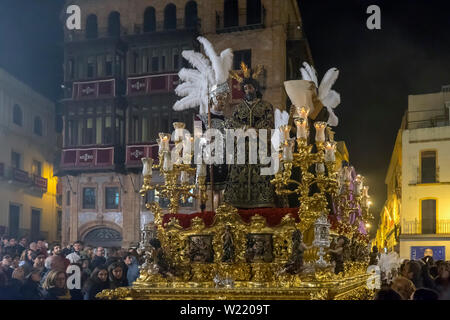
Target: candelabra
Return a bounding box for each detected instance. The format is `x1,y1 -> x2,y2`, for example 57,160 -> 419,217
270,106 -> 339,232
140,122 -> 208,221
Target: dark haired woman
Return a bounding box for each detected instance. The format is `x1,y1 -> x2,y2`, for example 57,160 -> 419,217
82,266 -> 110,300
108,262 -> 128,289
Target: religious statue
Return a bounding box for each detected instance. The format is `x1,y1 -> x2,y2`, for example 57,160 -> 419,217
147,238 -> 175,278
173,36 -> 234,209
328,235 -> 350,274
279,229 -> 312,275
245,234 -> 273,263
188,236 -> 214,263
222,225 -> 235,263
226,63 -> 276,208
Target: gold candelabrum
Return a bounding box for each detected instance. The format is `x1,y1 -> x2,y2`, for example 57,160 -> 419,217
270,106 -> 339,233
335,169 -> 373,237
139,122 -> 208,220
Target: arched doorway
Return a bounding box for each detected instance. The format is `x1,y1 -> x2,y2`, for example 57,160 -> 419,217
83,227 -> 123,248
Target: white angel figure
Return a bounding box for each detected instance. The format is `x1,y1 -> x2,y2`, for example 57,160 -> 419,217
173,36 -> 233,115
271,108 -> 290,152
300,62 -> 340,127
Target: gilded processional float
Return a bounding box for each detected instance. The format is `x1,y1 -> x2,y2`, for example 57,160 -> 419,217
98,37 -> 375,300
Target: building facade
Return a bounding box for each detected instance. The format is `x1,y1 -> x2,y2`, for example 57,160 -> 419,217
58,0 -> 312,248
377,85 -> 450,260
0,68 -> 60,243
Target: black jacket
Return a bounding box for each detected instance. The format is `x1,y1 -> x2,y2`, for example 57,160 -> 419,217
83,278 -> 110,300
42,287 -> 72,300
20,279 -> 43,300
90,255 -> 106,271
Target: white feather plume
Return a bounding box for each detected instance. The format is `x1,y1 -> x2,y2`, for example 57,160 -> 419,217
271,109 -> 290,151
300,62 -> 341,127
173,37 -> 233,115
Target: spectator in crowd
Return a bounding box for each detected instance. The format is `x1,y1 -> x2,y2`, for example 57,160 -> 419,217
20,268 -> 43,300
71,241 -> 83,257
374,288 -> 402,300
1,255 -> 13,279
33,252 -> 47,277
90,247 -> 106,271
0,268 -> 14,300
66,252 -> 81,264
5,238 -> 21,257
108,262 -> 128,289
82,266 -> 110,300
412,288 -> 439,300
124,254 -> 139,285
61,244 -> 72,257
41,255 -> 67,285
18,237 -> 27,256
11,255 -> 20,269
36,239 -> 48,257
51,244 -> 62,256
7,266 -> 25,299
19,249 -> 36,276
105,247 -> 121,266
391,276 -> 416,300
29,242 -> 38,253
80,258 -> 91,278
42,270 -> 71,300
81,246 -> 93,260
435,261 -> 450,296
402,260 -> 424,289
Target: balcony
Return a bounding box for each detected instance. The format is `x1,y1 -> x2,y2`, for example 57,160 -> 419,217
406,107 -> 449,130
131,19 -> 199,35
64,26 -> 128,42
62,78 -> 125,101
216,10 -> 265,34
125,143 -> 175,168
402,219 -> 450,235
60,146 -> 121,171
2,166 -> 47,192
126,73 -> 179,96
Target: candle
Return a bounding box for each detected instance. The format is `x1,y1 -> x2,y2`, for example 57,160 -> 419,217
293,105 -> 310,120
162,152 -> 173,171
180,171 -> 189,184
279,125 -> 291,144
344,166 -> 353,182
294,118 -> 308,140
159,133 -> 171,152
282,139 -> 294,161
362,186 -> 369,198
314,122 -> 327,143
196,164 -> 207,181
324,141 -> 336,162
141,157 -> 153,177
316,162 -> 325,174
173,122 -> 186,142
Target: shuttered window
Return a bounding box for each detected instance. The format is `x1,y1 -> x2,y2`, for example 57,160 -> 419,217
421,199 -> 436,234
421,151 -> 436,183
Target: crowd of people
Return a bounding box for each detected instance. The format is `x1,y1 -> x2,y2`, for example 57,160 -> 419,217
371,246 -> 450,300
0,236 -> 141,300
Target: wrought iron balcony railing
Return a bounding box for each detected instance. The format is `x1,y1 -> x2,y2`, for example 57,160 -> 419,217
402,219 -> 450,235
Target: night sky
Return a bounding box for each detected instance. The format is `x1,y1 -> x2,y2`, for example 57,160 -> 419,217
1,0 -> 450,237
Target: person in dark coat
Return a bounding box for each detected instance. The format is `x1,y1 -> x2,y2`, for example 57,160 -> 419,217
7,266 -> 25,299
108,262 -> 128,289
90,247 -> 106,271
20,268 -> 43,300
42,270 -> 71,300
83,266 -> 110,300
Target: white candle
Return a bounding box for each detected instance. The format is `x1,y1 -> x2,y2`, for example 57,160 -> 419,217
314,122 -> 327,143
282,140 -> 294,161
162,152 -> 173,171
279,125 -> 291,144
141,157 -> 153,177
197,164 -> 207,177
295,118 -> 308,140
159,133 -> 171,152
180,171 -> 189,184
316,163 -> 325,174
355,175 -> 363,195
324,141 -> 336,162
293,105 -> 310,120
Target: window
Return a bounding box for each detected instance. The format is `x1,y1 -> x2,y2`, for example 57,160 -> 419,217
152,56 -> 159,72
421,151 -> 436,183
105,55 -> 113,76
105,187 -> 119,209
13,104 -> 23,126
161,55 -> 166,71
9,204 -> 20,239
97,56 -> 104,77
246,0 -> 262,25
31,209 -> 41,241
82,187 -> 96,209
224,0 -> 239,28
11,151 -> 21,169
143,7 -> 156,32
233,49 -> 252,69
66,190 -> 71,206
34,116 -> 43,136
86,14 -> 98,39
108,11 -> 121,37
421,199 -> 436,234
87,57 -> 95,78
164,4 -> 177,30
31,160 -> 42,177
185,1 -> 198,29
